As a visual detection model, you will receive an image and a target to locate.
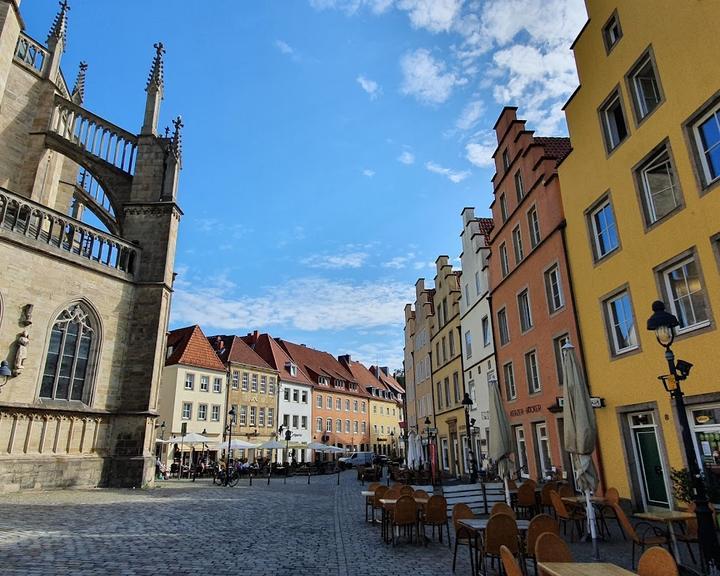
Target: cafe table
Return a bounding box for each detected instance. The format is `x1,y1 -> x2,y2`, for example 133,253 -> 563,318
537,562 -> 637,576
379,497 -> 430,543
361,490 -> 377,523
634,510 -> 695,562
458,518 -> 531,576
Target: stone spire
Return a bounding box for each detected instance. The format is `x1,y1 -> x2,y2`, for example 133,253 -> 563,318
47,0 -> 70,52
71,60 -> 87,104
171,115 -> 183,164
141,42 -> 165,136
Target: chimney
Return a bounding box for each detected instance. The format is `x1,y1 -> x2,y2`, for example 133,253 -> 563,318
381,366 -> 389,376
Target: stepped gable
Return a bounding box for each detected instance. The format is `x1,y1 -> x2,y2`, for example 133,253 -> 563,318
166,325 -> 225,371
208,335 -> 272,370
243,332 -> 313,385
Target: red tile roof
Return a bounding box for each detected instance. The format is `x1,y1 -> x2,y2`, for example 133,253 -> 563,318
166,325 -> 225,372
208,335 -> 273,371
242,332 -> 313,386
477,217 -> 494,241
535,137 -> 572,164
372,366 -> 405,396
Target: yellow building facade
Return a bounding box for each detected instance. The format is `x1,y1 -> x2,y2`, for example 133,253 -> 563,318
560,0 -> 720,509
431,256 -> 468,479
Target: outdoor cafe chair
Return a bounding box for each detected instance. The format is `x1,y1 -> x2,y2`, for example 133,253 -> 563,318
638,546 -> 678,576
540,482 -> 558,515
452,503 -> 476,573
598,487 -> 626,540
550,490 -> 585,542
372,485 -> 389,525
391,495 -> 419,546
516,483 -> 538,519
400,485 -> 414,497
492,501 -> 517,519
525,514 -> 560,575
558,484 -> 574,498
612,503 -> 668,569
481,512 -> 520,576
500,544 -> 524,576
676,502 -> 700,563
535,531 -> 573,576
414,489 -> 430,499
365,483 -> 380,522
422,495 -> 450,547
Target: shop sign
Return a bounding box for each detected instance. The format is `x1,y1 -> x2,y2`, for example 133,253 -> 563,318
556,396 -> 605,408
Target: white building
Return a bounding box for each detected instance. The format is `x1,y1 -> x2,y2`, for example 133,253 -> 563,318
459,208 -> 497,470
243,332 -> 314,463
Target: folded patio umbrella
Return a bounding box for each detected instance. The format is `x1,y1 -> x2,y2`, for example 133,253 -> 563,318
406,430 -> 417,470
488,377 -> 514,504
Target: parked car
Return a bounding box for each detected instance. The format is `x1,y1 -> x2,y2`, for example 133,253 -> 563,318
338,451 -> 375,469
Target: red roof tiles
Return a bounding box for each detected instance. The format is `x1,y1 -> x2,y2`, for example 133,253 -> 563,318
534,137 -> 572,164
208,335 -> 273,371
242,332 -> 313,386
166,325 -> 226,372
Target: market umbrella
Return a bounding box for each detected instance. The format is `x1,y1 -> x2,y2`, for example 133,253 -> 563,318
414,433 -> 424,470
307,442 -> 330,451
211,439 -> 258,450
257,440 -> 285,450
406,430 -> 417,469
166,432 -> 211,444
562,341 -> 600,559
488,377 -> 514,505
322,445 -> 346,454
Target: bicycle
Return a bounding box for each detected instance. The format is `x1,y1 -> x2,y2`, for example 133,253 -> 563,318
213,467 -> 240,487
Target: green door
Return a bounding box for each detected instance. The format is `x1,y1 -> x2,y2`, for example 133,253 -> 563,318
634,428 -> 670,508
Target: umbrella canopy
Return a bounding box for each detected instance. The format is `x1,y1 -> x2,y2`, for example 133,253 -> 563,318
212,439 -> 258,450
323,445 -> 346,454
166,433 -> 211,444
307,442 -> 330,451
488,378 -> 514,481
256,439 -> 285,450
414,433 -> 424,467
406,431 -> 418,469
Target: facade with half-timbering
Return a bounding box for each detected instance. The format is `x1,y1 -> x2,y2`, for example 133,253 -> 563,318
0,1 -> 183,491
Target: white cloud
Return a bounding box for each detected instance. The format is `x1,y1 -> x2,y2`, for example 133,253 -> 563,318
171,275 -> 414,332
425,160 -> 470,183
381,252 -> 416,269
455,99 -> 485,131
275,39 -> 295,55
465,134 -> 496,167
397,150 -> 415,165
301,251 -> 369,269
344,339 -> 405,372
362,168 -> 376,177
397,0 -> 462,33
400,49 -> 460,105
309,0 -> 393,15
356,75 -> 381,99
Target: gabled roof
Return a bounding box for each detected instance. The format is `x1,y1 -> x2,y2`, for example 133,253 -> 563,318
209,335 -> 273,371
534,137 -> 572,164
373,366 -> 404,395
166,325 -> 225,372
477,217 -> 494,241
243,332 -> 313,386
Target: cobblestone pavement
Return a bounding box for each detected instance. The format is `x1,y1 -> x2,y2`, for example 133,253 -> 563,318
0,472 -> 699,575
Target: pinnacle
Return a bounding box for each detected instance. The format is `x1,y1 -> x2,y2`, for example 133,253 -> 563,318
146,41 -> 165,93
47,0 -> 70,50
71,61 -> 88,104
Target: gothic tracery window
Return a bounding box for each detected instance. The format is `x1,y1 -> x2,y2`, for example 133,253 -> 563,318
40,303 -> 97,402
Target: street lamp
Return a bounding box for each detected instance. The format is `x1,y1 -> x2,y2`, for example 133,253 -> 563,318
225,407 -> 236,487
279,425 -> 292,483
647,300 -> 720,570
389,430 -> 395,459
424,416 -> 438,485
462,392 -> 479,484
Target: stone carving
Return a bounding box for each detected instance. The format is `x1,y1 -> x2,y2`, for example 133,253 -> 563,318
20,304 -> 33,326
13,330 -> 29,375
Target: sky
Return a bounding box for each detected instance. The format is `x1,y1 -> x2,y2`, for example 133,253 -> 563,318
22,0 -> 587,371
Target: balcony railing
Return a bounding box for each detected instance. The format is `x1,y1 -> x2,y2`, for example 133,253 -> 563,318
0,188 -> 139,276
14,32 -> 48,76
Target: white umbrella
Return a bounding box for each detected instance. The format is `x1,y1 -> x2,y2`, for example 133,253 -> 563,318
322,445 -> 346,454
212,439 -> 258,450
406,431 -> 417,469
166,432 -> 211,444
307,442 -> 330,451
414,433 -> 424,470
489,377 -> 515,505
257,439 -> 285,450
562,341 -> 600,560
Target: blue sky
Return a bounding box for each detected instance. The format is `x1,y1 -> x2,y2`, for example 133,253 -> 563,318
23,0 -> 586,370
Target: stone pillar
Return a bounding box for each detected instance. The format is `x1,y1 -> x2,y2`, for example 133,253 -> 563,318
0,1 -> 21,108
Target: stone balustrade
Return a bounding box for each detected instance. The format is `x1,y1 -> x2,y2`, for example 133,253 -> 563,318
49,95 -> 138,175
13,32 -> 48,76
0,188 -> 139,276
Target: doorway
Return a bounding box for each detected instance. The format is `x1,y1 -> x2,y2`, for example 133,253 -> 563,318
629,411 -> 670,509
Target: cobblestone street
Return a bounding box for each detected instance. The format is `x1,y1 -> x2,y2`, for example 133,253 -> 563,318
0,472 -> 685,576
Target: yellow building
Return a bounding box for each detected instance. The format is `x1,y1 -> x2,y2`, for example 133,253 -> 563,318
430,256 -> 468,479
559,0 -> 720,509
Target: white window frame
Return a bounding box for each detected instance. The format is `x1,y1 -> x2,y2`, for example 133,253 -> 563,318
200,375 -> 209,392
661,255 -> 710,333
692,103 -> 720,187
515,426 -> 529,478
241,372 -> 248,391
601,91 -> 628,151
316,417 -> 323,432
590,198 -> 620,259
198,403 -> 207,420
518,289 -> 533,332
500,243 -> 509,277
184,373 -> 194,390
528,207 -> 540,249
638,146 -> 681,224
249,406 -> 256,426
498,308 -> 509,345
211,405 -> 220,422
525,350 -> 541,394
512,226 -> 524,264
535,422 -> 552,478
213,377 -> 222,393
181,402 -> 192,420
514,170 -> 524,202
464,330 -> 472,359
503,362 -> 516,400
545,265 -> 565,313
629,52 -> 662,120
326,418 -> 332,432
605,290 -> 639,355
239,405 -> 247,426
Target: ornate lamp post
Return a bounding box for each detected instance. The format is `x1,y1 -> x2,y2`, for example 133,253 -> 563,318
462,392 -> 479,484
647,300 -> 720,571
225,407 -> 236,487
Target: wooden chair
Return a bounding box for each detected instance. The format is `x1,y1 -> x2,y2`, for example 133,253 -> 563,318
492,501 -> 517,519
558,484 -> 574,498
481,513 -> 520,576
535,531 -> 573,576
540,482 -> 558,515
391,495 -> 419,546
637,546 -> 678,576
516,482 -> 538,519
400,485 -> 414,497
550,490 -> 585,542
500,545 -> 524,576
675,502 -> 699,563
365,483 -> 380,522
385,485 -> 401,499
525,514 -> 561,575
598,487 -> 626,540
507,478 -> 518,490
413,489 -> 429,499
422,495 -> 450,547
452,503 -> 476,573
612,503 -> 669,569
371,485 -> 388,525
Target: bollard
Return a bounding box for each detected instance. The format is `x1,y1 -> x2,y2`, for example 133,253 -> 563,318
307,469 -> 310,485
249,471 -> 253,486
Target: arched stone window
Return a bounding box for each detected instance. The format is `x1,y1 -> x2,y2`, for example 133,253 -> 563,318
40,302 -> 98,403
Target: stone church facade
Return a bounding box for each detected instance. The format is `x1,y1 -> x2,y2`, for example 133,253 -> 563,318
0,0 -> 182,491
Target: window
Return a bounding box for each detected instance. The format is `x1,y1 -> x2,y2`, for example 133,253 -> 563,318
453,372 -> 460,403
289,363 -> 297,377
283,388 -> 290,401
231,370 -> 239,389
554,333 -> 571,386
213,377 -> 222,393
198,404 -> 207,420
604,290 -> 639,354
373,404 -> 377,413
475,271 -> 481,296
435,342 -> 441,365
353,421 -> 358,433
181,402 -> 192,420
693,103 -> 720,187
498,308 -> 510,345
464,331 -> 472,359
211,405 -> 220,422
239,406 -> 247,426
283,414 -> 290,429
535,423 -> 552,477
503,362 -> 516,400
361,401 -> 366,413
637,145 -> 681,225
326,418 -> 332,432
316,418 -> 323,432
200,376 -> 209,392
259,407 -> 265,427
317,394 -> 323,408
184,373 -> 194,390
602,12 -> 622,52
327,396 -> 332,409
514,171 -> 524,202
525,351 -> 541,394
293,389 -> 299,402
292,415 -> 299,428
545,265 -> 564,312
629,52 -> 662,120
267,408 -> 274,427
449,331 -> 455,357
442,337 -> 447,363
345,420 -> 350,433
589,197 -> 620,259
512,226 -> 524,264
249,406 -> 256,426
502,149 -> 510,170
301,416 -> 307,429
354,400 -> 358,412
500,243 -> 509,277
482,316 -> 491,347
528,207 -> 540,248
268,377 -> 276,395
518,289 -> 533,332
361,421 -> 367,434
436,382 -> 443,410
345,399 -> 350,411
600,91 -> 628,151
515,426 -> 528,477
336,398 -> 342,410
661,256 -> 710,332
336,419 -> 342,433
499,193 -> 509,225
241,372 -> 248,391
251,374 -> 258,392
260,375 -> 267,394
